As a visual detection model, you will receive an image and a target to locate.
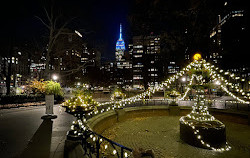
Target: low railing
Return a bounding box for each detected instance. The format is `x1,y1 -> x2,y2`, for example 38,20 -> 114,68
123,99 -> 250,111
83,130 -> 132,158
67,118 -> 132,158
86,99 -> 249,120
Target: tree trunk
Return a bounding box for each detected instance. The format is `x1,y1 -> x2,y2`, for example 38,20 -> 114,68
6,46 -> 13,95
6,61 -> 11,95
44,50 -> 51,80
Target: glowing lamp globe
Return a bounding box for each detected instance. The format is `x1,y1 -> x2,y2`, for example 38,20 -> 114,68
52,74 -> 58,81
193,53 -> 202,61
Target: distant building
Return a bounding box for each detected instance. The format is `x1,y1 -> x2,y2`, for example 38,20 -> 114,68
130,35 -> 161,89
0,29 -> 101,92
209,1 -> 246,66
101,24 -> 133,88
115,24 -> 126,62
0,56 -> 7,94
167,61 -> 179,74
81,45 -> 101,75
115,24 -> 131,69
209,1 -> 248,92
49,29 -> 99,86
0,46 -> 31,94
114,24 -> 133,87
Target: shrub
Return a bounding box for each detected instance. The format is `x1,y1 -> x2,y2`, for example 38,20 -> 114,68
0,95 -> 44,105
29,79 -> 46,95
44,80 -> 63,96
28,79 -> 63,96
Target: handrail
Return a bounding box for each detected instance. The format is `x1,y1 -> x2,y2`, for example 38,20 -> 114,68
67,118 -> 132,158
89,130 -> 133,152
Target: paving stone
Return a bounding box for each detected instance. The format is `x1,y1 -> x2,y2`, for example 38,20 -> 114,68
102,116 -> 250,158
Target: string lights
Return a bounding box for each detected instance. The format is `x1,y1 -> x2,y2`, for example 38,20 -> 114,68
68,116 -> 132,157
64,58 -> 249,116
203,61 -> 250,104
64,56 -> 250,154
179,59 -> 231,151
179,75 -> 195,100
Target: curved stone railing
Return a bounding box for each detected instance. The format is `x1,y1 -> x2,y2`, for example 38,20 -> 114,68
88,105 -> 249,134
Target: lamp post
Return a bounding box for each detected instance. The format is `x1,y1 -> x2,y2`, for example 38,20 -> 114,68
41,74 -> 59,120
181,76 -> 186,93
214,80 -> 221,96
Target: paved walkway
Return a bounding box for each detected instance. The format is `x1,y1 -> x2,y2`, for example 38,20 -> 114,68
0,105 -> 75,158
102,116 -> 250,158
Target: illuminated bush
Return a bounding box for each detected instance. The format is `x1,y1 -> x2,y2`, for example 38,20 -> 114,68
63,95 -> 98,113
111,89 -> 126,101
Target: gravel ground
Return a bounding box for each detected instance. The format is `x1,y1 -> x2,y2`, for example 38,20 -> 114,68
102,116 -> 250,158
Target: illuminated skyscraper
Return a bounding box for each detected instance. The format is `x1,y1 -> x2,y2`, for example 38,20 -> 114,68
115,24 -> 125,61
130,35 -> 161,89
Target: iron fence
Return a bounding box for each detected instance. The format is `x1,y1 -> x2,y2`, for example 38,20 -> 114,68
67,117 -> 132,158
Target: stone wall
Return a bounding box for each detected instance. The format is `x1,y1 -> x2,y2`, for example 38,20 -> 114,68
87,106 -> 249,135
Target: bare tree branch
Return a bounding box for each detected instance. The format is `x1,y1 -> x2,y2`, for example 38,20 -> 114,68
44,7 -> 52,25
61,60 -> 95,77
50,17 -> 75,49
53,16 -> 59,30
35,15 -> 50,29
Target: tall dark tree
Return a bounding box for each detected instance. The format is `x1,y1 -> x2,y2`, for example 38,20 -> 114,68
36,2 -> 72,80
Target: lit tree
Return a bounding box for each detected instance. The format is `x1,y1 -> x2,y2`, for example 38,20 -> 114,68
179,55 -> 231,151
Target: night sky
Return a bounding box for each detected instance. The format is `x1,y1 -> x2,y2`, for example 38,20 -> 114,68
0,0 -> 248,67
0,0 -> 132,59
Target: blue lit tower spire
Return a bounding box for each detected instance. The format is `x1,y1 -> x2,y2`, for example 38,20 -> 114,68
119,23 -> 122,39
116,23 -> 125,61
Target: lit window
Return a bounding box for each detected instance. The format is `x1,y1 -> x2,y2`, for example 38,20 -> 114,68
133,55 -> 142,58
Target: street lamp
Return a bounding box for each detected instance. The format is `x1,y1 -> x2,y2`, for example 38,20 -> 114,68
181,77 -> 186,93
214,80 -> 221,96
52,74 -> 58,81
181,77 -> 186,82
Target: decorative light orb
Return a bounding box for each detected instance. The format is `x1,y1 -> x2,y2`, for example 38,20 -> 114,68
193,53 -> 202,61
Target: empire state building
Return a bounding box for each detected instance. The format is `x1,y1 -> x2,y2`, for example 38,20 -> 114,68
115,24 -> 125,61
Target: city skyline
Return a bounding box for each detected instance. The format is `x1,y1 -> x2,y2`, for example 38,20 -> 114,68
0,0 -> 249,90
0,1 -> 249,158
0,0 -> 248,63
